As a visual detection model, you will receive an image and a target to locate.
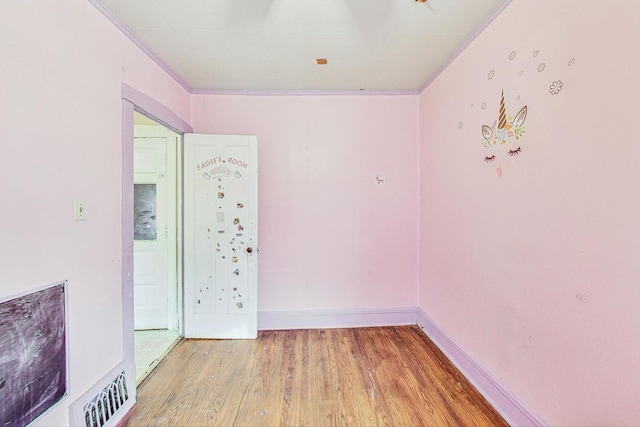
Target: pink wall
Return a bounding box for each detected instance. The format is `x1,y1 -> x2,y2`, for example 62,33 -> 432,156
419,1 -> 640,425
0,1 -> 190,425
8,0 -> 639,425
192,95 -> 420,312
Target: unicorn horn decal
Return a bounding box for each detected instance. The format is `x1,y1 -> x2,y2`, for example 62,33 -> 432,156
481,90 -> 528,147
498,90 -> 507,130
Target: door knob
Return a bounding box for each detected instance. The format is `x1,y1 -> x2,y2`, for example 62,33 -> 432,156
246,247 -> 253,254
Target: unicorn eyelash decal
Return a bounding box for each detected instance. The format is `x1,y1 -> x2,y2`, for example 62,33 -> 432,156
484,155 -> 496,162
508,147 -> 522,156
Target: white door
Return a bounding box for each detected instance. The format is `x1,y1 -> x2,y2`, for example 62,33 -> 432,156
183,134 -> 258,339
133,137 -> 169,330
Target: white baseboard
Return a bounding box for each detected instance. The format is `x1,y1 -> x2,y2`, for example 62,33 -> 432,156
416,308 -> 547,427
258,307 -> 417,330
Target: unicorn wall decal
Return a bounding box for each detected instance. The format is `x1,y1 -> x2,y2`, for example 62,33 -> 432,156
481,90 -> 527,176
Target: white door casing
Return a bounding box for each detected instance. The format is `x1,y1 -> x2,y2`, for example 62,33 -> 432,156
183,134 -> 258,339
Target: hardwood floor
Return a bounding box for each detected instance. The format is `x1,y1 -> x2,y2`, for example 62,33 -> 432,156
123,326 -> 507,426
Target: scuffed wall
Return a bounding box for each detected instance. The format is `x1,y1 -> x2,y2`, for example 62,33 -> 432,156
419,1 -> 640,425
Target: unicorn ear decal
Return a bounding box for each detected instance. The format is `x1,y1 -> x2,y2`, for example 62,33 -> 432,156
513,106 -> 527,128
482,125 -> 493,141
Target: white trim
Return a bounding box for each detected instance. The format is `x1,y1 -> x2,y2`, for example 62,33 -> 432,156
416,308 -> 547,427
258,307 -> 417,331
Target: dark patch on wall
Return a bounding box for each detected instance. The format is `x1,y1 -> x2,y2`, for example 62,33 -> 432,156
0,283 -> 67,427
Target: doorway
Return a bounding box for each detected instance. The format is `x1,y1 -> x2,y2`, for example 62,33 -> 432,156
121,85 -> 258,396
132,111 -> 182,383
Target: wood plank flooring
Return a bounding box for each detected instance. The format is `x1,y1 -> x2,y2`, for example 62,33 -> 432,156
123,326 -> 507,427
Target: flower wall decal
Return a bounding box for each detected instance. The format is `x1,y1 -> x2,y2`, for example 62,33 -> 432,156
549,80 -> 563,95
457,47 -> 577,176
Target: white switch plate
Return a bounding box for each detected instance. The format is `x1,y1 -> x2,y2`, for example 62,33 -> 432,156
74,200 -> 87,221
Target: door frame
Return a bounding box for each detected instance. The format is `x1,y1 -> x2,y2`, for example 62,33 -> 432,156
121,84 -> 192,388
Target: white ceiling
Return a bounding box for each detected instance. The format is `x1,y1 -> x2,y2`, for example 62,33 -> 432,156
95,0 -> 509,93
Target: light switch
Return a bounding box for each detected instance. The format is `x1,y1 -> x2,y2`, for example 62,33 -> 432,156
74,200 -> 87,221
